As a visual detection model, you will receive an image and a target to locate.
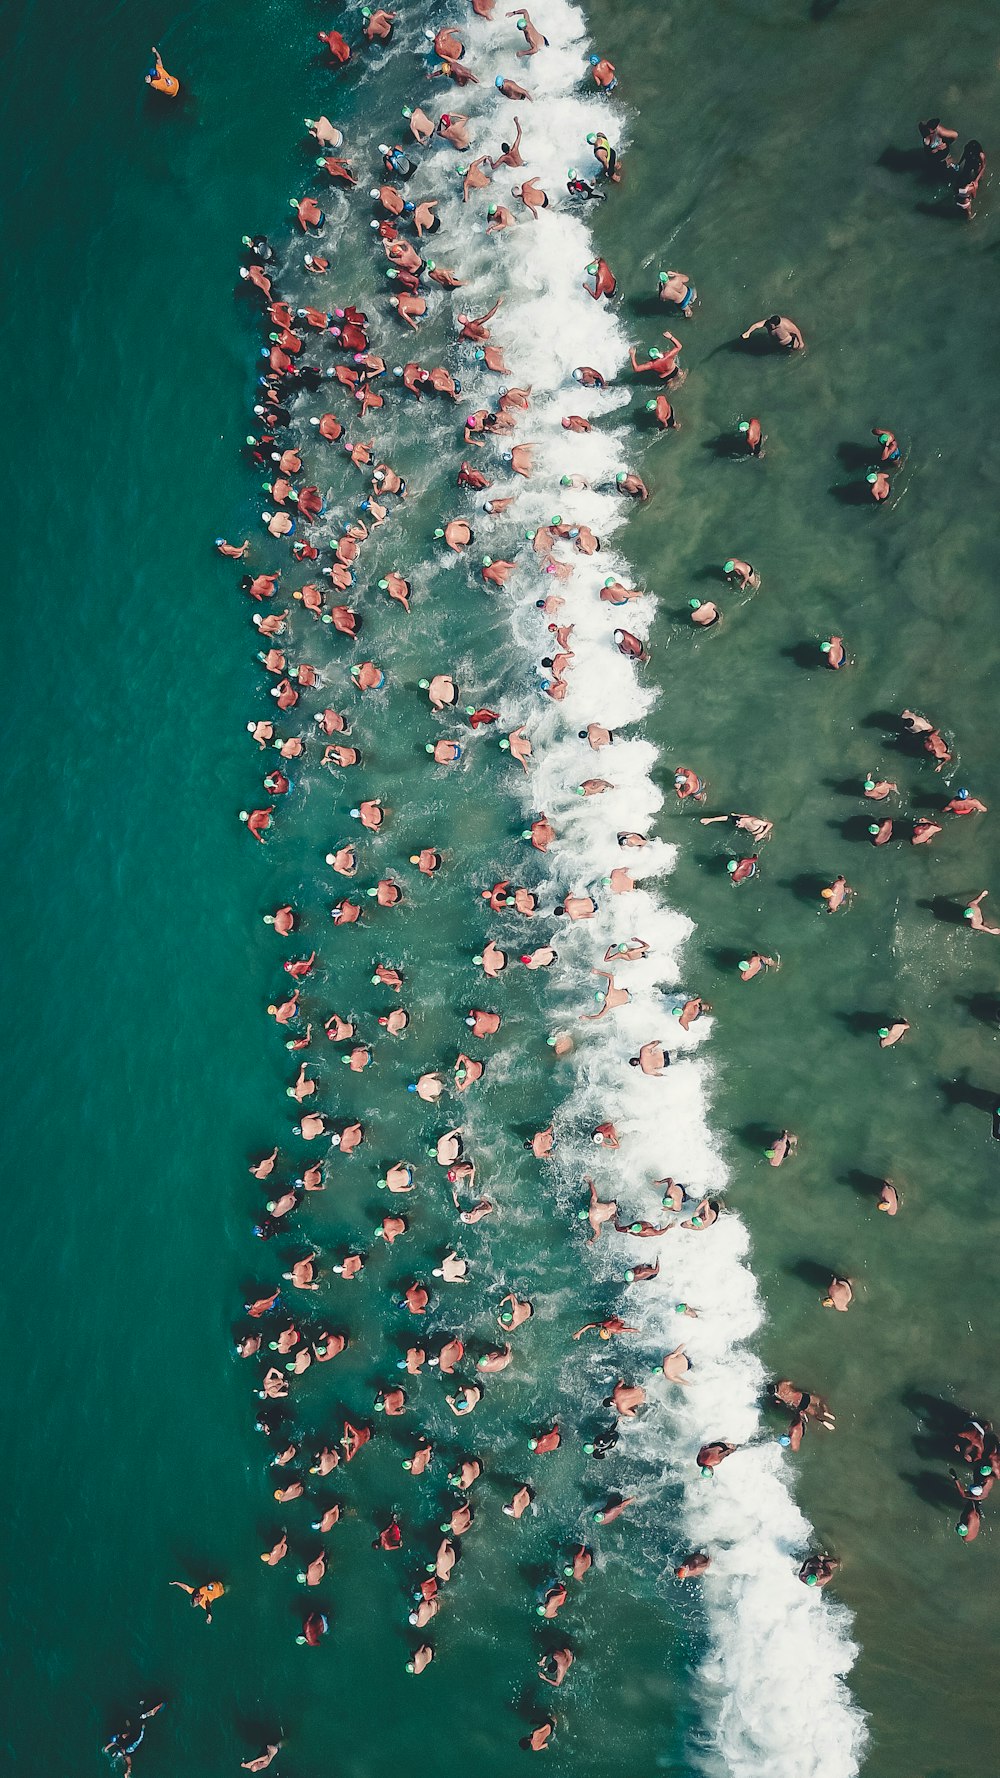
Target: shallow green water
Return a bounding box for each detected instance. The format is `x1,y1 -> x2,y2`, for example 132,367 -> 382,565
4,0 -> 999,1774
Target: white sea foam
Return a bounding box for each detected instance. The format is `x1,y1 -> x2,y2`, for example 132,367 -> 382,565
416,4 -> 868,1774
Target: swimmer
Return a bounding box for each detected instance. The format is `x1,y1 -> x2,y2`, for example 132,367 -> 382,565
911,817 -> 942,845
446,1384 -> 482,1415
629,335 -> 683,381
629,1042 -> 670,1075
943,791 -> 987,815
589,54 -> 617,89
584,257 -> 617,300
963,891 -> 1000,934
741,314 -> 804,350
527,813 -> 556,851
512,177 -> 549,217
145,46 -> 179,96
822,635 -> 846,668
919,116 -> 958,160
498,1292 -> 532,1330
491,116 -> 525,169
504,1484 -> 534,1518
555,893 -> 596,921
240,1743 -> 280,1771
798,1555 -> 841,1586
583,970 -> 631,1021
766,1130 -> 797,1168
868,469 -> 890,502
658,269 -> 697,315
437,111 -> 472,150
872,425 -> 901,464
572,1317 -> 638,1341
614,628 -> 648,661
593,1495 -> 634,1524
527,1124 -> 555,1159
878,1019 -> 909,1048
661,1344 -> 692,1384
582,1177 -> 618,1242
821,874 -> 853,912
739,952 -> 779,980
168,1580 -> 225,1624
822,1276 -> 853,1312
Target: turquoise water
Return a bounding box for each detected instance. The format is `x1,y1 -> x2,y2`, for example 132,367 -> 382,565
4,0 -> 999,1774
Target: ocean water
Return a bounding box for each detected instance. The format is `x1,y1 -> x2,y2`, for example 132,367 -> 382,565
3,0 -> 999,1776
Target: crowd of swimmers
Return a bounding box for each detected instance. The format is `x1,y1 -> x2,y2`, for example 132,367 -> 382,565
120,9 -> 993,1774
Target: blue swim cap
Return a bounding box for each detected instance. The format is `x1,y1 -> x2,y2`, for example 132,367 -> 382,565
495,75 -> 504,88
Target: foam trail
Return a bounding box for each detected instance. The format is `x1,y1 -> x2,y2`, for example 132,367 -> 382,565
434,4 -> 867,1773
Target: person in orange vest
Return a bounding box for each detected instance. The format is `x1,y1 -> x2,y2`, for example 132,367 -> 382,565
145,46 -> 179,96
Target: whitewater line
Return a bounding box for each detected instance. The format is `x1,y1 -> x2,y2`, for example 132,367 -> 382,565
424,3 -> 867,1773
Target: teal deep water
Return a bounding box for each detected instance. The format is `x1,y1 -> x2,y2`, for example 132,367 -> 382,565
3,0 -> 1000,1775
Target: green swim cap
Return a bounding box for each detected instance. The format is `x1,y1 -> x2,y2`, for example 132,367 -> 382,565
878,1027 -> 889,1038
724,560 -> 736,574
821,641 -> 831,652
583,1442 -> 595,1454
866,472 -> 878,484
577,1208 -> 589,1220
738,961 -> 750,971
868,824 -> 880,835
625,1270 -> 635,1283
726,860 -> 738,873
863,778 -> 875,790
964,908 -> 974,919
550,514 -> 562,525
805,1570 -> 819,1583
879,432 -> 890,444
418,678 -> 429,688
425,744 -> 435,754
739,421 -> 749,433
764,1148 -> 775,1159
482,556 -> 493,567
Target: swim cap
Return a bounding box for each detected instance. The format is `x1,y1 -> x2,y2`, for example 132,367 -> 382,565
879,432 -> 890,443
738,960 -> 750,971
958,1523 -> 969,1536
689,598 -> 701,609
778,1435 -> 791,1447
868,824 -> 880,835
739,421 -> 750,433
805,1570 -> 819,1582
700,1467 -> 714,1477
878,1027 -> 890,1038
726,860 -> 738,873
625,1269 -> 635,1282
724,560 -> 736,573
867,472 -> 878,484
764,1148 -> 775,1159
958,788 -> 969,799
964,908 -> 974,919
495,75 -> 504,87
